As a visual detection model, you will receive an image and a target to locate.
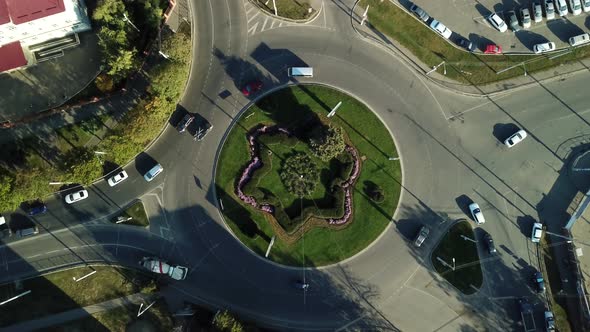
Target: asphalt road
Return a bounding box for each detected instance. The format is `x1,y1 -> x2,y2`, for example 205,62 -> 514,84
2,0 -> 590,330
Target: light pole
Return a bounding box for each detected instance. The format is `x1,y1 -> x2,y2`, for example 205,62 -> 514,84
388,157 -> 400,161
452,258 -> 456,271
94,151 -> 107,165
72,269 -> 97,282
265,236 -> 276,258
0,290 -> 31,306
327,101 -> 342,117
460,235 -> 477,243
123,13 -> 140,32
361,5 -> 370,26
49,181 -> 72,185
426,61 -> 446,75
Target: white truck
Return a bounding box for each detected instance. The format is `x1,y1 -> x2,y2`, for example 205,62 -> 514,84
140,257 -> 188,280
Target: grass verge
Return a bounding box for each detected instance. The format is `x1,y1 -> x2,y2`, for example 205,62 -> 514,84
359,0 -> 590,85
254,0 -> 314,20
52,302 -> 173,332
0,266 -> 156,327
111,200 -> 150,227
541,236 -> 573,332
431,220 -> 483,294
215,85 -> 401,266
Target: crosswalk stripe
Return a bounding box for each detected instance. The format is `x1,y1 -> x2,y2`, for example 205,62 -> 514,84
247,21 -> 259,35
247,11 -> 259,23
261,16 -> 269,31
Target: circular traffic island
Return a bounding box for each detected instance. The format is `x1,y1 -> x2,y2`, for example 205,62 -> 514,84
215,85 -> 401,266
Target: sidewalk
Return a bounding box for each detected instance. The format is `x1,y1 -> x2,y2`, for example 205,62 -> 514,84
0,292 -> 155,332
351,0 -> 590,97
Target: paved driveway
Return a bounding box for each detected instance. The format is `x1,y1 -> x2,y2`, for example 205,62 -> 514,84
402,0 -> 590,52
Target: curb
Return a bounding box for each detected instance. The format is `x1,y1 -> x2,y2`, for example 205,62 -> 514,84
212,82 -> 404,271
247,0 -> 322,24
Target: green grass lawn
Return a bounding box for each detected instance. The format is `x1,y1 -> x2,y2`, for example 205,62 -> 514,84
431,220 -> 483,294
254,0 -> 314,20
360,0 -> 590,85
111,200 -> 150,227
0,266 -> 156,327
51,302 -> 173,332
216,85 -> 401,266
542,236 -> 573,332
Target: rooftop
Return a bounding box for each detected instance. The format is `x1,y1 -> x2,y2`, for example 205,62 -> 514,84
1,0 -> 65,25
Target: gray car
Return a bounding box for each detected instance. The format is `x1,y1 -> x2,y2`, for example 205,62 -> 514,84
507,10 -> 520,31
410,4 -> 430,22
544,0 -> 556,19
414,226 -> 430,247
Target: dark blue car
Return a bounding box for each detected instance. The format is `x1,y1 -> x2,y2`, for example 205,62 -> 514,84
27,202 -> 47,216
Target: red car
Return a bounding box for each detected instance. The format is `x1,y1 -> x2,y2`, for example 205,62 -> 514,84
484,44 -> 502,54
241,80 -> 263,96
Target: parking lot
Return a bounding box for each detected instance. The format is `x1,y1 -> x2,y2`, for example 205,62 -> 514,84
401,0 -> 590,53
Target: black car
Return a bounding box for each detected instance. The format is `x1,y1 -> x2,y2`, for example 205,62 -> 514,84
456,37 -> 476,52
176,114 -> 194,133
410,4 -> 430,22
507,10 -> 520,31
533,271 -> 546,293
25,200 -> 47,216
483,233 -> 497,254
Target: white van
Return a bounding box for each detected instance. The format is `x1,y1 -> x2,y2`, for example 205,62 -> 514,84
288,67 -> 313,77
144,164 -> 163,182
569,33 -> 590,46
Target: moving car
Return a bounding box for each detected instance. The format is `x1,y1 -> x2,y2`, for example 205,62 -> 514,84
456,37 -> 476,52
583,0 -> 590,12
507,10 -> 520,31
533,271 -> 546,292
176,114 -> 194,133
414,225 -> 430,247
430,20 -> 452,39
469,203 -> 485,224
107,170 -> 128,187
570,0 -> 582,14
487,13 -> 508,32
65,189 -> 89,204
241,80 -> 263,96
140,257 -> 188,280
294,280 -> 310,291
533,42 -> 556,54
531,222 -> 543,243
545,311 -> 556,331
520,8 -> 532,28
557,0 -> 568,15
504,129 -> 527,147
483,233 -> 497,254
532,1 -> 543,22
410,4 -> 430,21
144,164 -> 163,182
26,201 -> 47,216
545,0 -> 556,19
484,44 -> 503,54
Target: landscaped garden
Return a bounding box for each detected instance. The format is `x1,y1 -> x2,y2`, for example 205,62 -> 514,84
215,85 -> 401,266
431,220 -> 483,294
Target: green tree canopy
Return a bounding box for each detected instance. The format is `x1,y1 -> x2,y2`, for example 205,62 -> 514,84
280,152 -> 319,197
309,124 -> 346,162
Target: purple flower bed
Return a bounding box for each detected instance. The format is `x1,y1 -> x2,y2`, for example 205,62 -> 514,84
235,125 -> 361,226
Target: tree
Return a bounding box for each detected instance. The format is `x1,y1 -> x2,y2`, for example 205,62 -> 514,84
106,48 -> 137,78
280,153 -> 319,197
212,310 -> 245,332
309,124 -> 346,162
92,0 -> 126,24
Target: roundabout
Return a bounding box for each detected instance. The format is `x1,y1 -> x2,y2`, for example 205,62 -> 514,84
215,84 -> 401,266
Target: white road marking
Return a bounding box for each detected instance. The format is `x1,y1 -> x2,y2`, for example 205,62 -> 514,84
247,21 -> 259,35
261,16 -> 269,30
247,11 -> 259,23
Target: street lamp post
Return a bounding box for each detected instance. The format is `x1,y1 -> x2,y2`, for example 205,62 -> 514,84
94,151 -> 107,165
452,258 -> 456,271
72,269 -> 97,282
123,13 -> 140,32
327,101 -> 342,117
460,235 -> 477,243
426,61 -> 446,75
388,157 -> 400,161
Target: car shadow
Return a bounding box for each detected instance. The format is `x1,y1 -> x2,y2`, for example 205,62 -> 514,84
515,30 -> 550,51
469,33 -> 497,51
547,17 -> 585,42
169,104 -> 190,129
585,16 -> 590,29
455,194 -> 474,218
134,152 -> 158,177
516,215 -> 537,237
475,3 -> 492,17
493,123 -> 520,143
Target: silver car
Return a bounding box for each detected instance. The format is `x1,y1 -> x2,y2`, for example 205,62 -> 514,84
583,0 -> 590,12
414,226 -> 430,247
544,0 -> 556,19
520,8 -> 532,28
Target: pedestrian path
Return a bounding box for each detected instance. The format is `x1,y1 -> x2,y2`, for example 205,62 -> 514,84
0,292 -> 155,332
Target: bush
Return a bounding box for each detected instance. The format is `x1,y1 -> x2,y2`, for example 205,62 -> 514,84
95,74 -> 114,92
280,153 -> 319,197
309,124 -> 346,162
364,181 -> 385,203
212,310 -> 245,332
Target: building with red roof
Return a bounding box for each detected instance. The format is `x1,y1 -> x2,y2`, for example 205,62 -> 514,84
0,0 -> 91,73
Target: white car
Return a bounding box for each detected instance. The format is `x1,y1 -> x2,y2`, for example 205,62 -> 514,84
545,311 -> 556,331
532,1 -> 543,22
583,0 -> 590,12
557,0 -> 569,15
469,203 -> 485,224
545,0 -> 556,19
533,42 -> 556,54
65,189 -> 89,204
570,0 -> 583,14
531,222 -> 543,243
520,8 -> 532,28
430,20 -> 452,39
108,170 -> 128,187
504,129 -> 528,147
487,13 -> 508,32
140,257 -> 188,280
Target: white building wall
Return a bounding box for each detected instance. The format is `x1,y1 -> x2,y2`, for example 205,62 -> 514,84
0,0 -> 91,47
